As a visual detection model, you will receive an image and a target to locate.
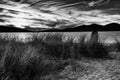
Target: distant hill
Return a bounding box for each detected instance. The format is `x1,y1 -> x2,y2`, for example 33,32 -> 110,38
0,23 -> 120,32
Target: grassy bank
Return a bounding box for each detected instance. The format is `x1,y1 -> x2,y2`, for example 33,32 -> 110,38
0,33 -> 115,80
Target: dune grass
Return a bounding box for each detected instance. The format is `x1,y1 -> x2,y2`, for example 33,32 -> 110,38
28,33 -> 112,59
0,36 -> 64,80
0,33 -> 113,80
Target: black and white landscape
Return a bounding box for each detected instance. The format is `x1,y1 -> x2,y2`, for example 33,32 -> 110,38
0,0 -> 120,31
0,32 -> 120,80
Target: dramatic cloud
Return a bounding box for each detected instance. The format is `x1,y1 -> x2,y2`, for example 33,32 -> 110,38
0,0 -> 120,30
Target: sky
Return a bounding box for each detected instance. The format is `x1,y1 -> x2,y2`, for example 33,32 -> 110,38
0,0 -> 120,30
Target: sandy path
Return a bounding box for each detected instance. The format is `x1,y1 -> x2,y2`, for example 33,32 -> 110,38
56,58 -> 120,80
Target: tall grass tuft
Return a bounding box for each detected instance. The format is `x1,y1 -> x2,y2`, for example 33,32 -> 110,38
0,37 -> 62,80
43,33 -> 76,59
0,37 -> 10,59
77,35 -> 112,59
43,33 -> 65,59
27,34 -> 45,47
114,36 -> 120,52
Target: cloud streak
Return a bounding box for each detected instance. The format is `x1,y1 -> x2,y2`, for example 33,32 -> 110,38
0,0 -> 120,30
